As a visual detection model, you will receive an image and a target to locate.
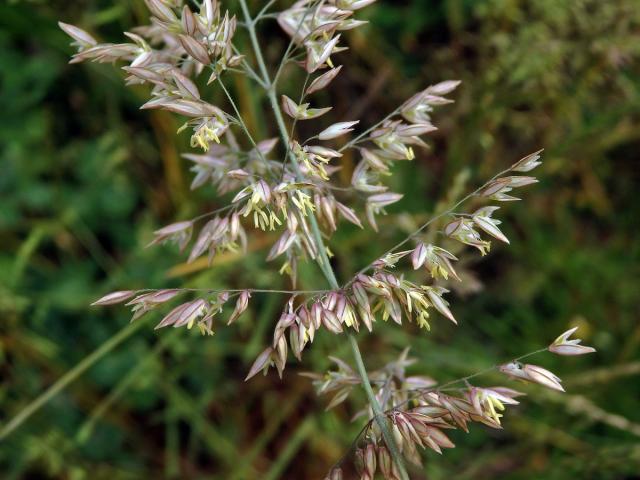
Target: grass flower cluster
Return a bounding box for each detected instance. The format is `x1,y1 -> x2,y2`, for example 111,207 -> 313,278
59,1 -> 596,477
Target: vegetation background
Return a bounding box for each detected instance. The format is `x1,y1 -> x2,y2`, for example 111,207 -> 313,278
1,0 -> 639,478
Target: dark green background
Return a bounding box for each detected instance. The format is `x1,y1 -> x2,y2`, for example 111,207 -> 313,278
1,0 -> 639,478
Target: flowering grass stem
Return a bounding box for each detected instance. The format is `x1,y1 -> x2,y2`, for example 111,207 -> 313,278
388,347 -> 550,415
239,1 -> 410,477
345,166 -> 514,287
338,106 -> 402,153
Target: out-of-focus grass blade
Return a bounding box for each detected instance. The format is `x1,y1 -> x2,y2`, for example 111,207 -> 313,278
264,416 -> 315,480
75,331 -> 177,444
0,319 -> 147,442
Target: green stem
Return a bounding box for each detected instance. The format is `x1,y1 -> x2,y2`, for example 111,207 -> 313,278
238,2 -> 409,478
255,0 -> 278,22
265,88 -> 339,286
0,319 -> 146,442
217,76 -> 276,180
347,334 -> 409,478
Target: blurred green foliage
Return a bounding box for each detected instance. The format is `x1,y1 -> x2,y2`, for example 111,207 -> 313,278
1,0 -> 639,478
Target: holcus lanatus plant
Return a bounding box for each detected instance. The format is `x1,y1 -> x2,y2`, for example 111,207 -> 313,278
58,1 -> 595,478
